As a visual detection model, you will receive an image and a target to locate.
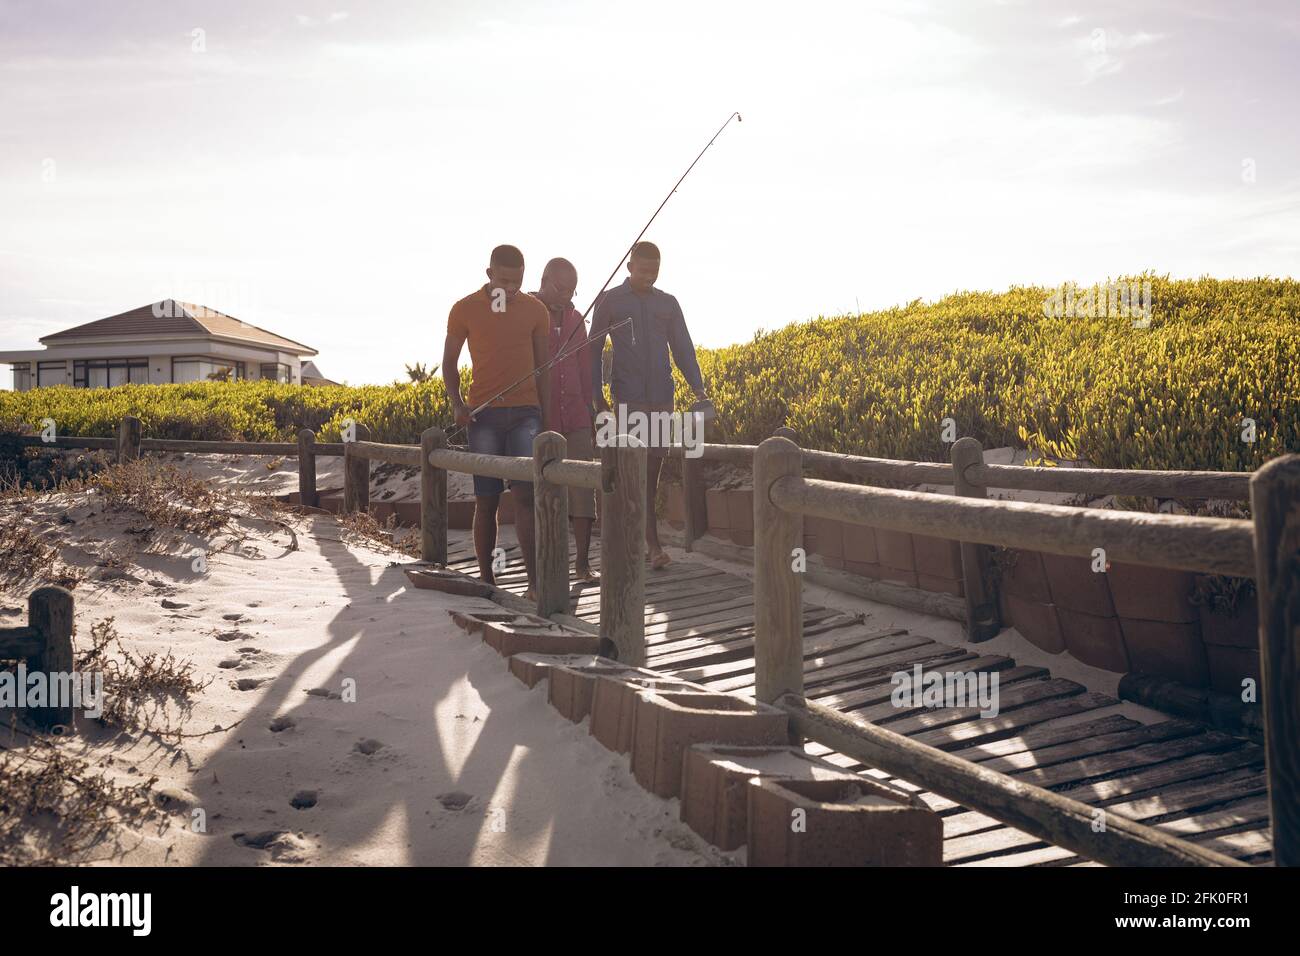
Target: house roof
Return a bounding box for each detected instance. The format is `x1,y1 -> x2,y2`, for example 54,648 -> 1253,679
39,300 -> 316,355
300,360 -> 340,385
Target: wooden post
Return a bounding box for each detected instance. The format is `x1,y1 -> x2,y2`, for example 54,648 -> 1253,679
1249,453 -> 1300,867
28,586 -> 75,729
682,417 -> 707,552
297,428 -> 318,508
420,426 -> 448,564
116,415 -> 141,464
599,435 -> 647,665
754,436 -> 804,707
952,437 -> 1001,641
343,423 -> 371,514
534,431 -> 570,617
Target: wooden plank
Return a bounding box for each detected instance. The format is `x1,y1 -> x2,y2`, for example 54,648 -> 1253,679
668,627 -> 910,686
645,608 -> 843,664
534,431 -> 570,616
968,461 -> 1251,501
972,720 -> 1206,776
870,674 -> 1077,733
823,664 -> 1049,716
420,427 -> 447,563
725,647 -> 980,698
944,735 -> 1247,839
907,691 -> 1117,751
949,714 -> 1139,763
1249,454 -> 1300,865
780,695 -> 1246,867
805,648 -> 991,698
754,435 -> 805,703
298,429 -> 318,508
945,768 -> 1270,864
770,476 -> 1256,578
952,438 -> 1000,641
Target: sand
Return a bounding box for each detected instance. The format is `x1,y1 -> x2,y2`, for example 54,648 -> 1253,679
0,480 -> 731,867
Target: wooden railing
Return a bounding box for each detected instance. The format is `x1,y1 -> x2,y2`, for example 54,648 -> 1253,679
345,427 -> 650,665
10,416 -> 1295,866
749,435 -> 1297,868
669,432 -> 1256,642
0,587 -> 75,728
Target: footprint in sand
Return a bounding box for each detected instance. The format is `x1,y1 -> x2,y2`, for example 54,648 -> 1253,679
215,629 -> 256,643
232,677 -> 264,691
218,658 -> 241,669
222,612 -> 245,622
353,738 -> 384,755
305,687 -> 342,700
231,830 -> 310,862
290,790 -> 318,809
437,791 -> 473,811
269,716 -> 296,733
161,599 -> 190,609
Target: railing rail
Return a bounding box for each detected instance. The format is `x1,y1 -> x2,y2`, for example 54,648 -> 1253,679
770,475 -> 1256,578
6,415 -> 1292,866
667,441 -> 1254,501
751,435 -> 1297,868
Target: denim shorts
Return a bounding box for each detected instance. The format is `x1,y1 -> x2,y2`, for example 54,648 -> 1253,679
467,405 -> 541,497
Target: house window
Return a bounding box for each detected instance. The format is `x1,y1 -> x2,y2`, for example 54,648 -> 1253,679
171,357 -> 245,383
12,363 -> 31,392
259,363 -> 290,383
37,361 -> 66,388
73,358 -> 148,388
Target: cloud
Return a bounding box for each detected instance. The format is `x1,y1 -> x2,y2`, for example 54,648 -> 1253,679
296,11 -> 349,27
1076,28 -> 1167,83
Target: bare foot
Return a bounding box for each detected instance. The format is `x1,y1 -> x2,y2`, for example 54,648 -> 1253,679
575,568 -> 600,582
650,550 -> 671,570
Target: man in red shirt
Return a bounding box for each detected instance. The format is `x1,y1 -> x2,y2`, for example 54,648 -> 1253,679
443,244 -> 551,598
535,258 -> 598,581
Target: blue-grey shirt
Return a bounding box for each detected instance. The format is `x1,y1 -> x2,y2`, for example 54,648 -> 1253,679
589,279 -> 704,405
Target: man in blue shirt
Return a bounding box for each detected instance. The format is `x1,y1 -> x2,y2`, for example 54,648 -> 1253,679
589,241 -> 709,569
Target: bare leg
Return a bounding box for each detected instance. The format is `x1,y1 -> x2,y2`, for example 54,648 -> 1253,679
574,516 -> 596,578
645,455 -> 665,560
473,494 -> 501,583
512,486 -> 536,595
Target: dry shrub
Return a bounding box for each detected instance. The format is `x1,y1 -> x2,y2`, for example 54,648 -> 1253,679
90,458 -> 230,535
75,618 -> 211,733
0,514 -> 82,589
0,740 -> 165,866
336,508 -> 419,558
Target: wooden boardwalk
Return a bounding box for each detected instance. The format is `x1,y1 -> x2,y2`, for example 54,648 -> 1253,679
441,532 -> 1272,866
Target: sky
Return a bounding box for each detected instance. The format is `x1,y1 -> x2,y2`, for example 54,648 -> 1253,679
2,0 -> 1297,386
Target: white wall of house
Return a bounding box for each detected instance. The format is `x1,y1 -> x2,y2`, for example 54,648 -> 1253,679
1,337 -> 307,391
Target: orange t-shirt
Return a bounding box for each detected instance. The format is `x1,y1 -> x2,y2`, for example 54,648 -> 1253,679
447,287 -> 549,409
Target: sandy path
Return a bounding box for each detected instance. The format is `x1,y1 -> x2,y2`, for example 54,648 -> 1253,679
1,488 -> 730,867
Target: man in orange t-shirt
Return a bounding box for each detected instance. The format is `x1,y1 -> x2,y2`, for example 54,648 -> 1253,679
442,244 -> 551,596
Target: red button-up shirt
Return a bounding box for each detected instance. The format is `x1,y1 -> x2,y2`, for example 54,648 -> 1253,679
545,301 -> 594,433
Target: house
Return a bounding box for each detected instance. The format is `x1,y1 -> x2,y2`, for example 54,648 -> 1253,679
300,360 -> 340,387
0,300 -> 318,391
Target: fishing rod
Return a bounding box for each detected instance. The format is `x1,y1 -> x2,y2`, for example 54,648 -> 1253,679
447,110 -> 743,442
